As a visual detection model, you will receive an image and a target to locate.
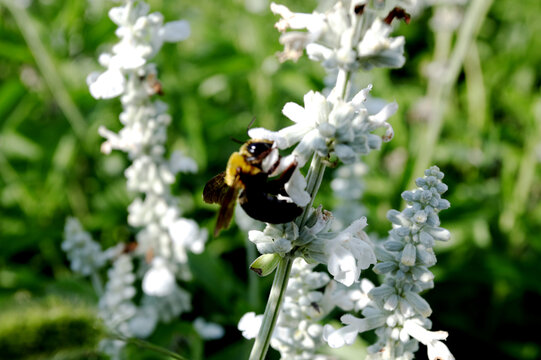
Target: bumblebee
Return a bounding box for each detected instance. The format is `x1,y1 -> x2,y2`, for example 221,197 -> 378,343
203,139 -> 303,236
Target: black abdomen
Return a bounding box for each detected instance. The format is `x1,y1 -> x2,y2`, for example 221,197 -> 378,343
239,189 -> 303,224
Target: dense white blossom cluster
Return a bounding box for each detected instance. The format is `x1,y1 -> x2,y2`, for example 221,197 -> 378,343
87,0 -> 190,101
86,1 -> 207,284
98,254 -> 138,357
249,208 -> 376,288
270,0 -> 412,71
99,255 -> 137,335
240,258 -> 353,360
86,0 -> 207,296
63,0 -> 218,357
323,166 -> 454,360
270,258 -> 330,360
62,217 -> 107,276
249,85 -> 397,167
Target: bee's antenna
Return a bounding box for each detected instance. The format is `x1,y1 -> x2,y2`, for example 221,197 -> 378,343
230,137 -> 244,144
247,116 -> 257,133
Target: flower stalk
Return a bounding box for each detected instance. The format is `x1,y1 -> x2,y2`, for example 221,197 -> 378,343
249,66 -> 353,359
296,154 -> 325,228
249,153 -> 327,360
108,332 -> 189,360
244,2 -> 406,358
249,255 -> 293,360
297,66 -> 351,229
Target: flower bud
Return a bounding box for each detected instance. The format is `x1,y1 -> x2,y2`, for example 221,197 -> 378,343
250,253 -> 282,276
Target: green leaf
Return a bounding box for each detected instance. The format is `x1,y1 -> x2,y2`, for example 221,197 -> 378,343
0,130 -> 43,161
0,79 -> 26,120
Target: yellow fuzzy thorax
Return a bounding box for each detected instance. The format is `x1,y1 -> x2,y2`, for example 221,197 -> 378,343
225,152 -> 261,186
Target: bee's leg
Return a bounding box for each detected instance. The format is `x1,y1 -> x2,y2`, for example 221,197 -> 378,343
265,157 -> 281,175
267,161 -> 297,195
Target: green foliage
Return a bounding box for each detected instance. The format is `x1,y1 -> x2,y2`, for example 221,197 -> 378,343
0,0 -> 540,359
0,297 -> 101,359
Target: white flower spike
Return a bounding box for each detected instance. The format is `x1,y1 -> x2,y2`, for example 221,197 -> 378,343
271,0 -> 409,71
77,2 -> 206,358
324,167 -> 455,360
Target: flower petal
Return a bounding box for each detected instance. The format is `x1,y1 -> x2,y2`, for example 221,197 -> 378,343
88,69 -> 126,99
322,324 -> 358,348
160,20 -> 191,42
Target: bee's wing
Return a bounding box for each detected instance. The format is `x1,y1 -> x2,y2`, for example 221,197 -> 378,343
203,172 -> 230,204
214,180 -> 241,237
204,172 -> 242,236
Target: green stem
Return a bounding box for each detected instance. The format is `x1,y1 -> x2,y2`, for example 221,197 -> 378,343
334,68 -> 351,100
249,153 -> 325,360
387,339 -> 396,359
108,332 -> 189,360
408,0 -> 493,188
499,100 -> 541,245
248,256 -> 293,360
464,42 -> 486,136
297,154 -> 325,228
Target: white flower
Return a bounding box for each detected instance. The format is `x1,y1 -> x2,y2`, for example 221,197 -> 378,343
169,218 -> 208,261
339,167 -> 452,359
87,3 -> 190,100
169,150 -> 198,174
99,255 -> 137,336
238,312 -> 263,339
194,317 -> 225,340
280,156 -> 311,206
270,258 -> 332,359
128,306 -> 159,338
322,323 -> 358,348
141,287 -> 192,323
351,278 -> 376,311
125,156 -> 176,194
248,222 -> 298,255
320,276 -> 374,313
252,90 -> 328,156
270,2 -> 325,62
249,86 -> 397,166
62,217 -> 105,276
82,1 -> 205,356
320,280 -> 355,312
271,1 -> 406,71
324,217 -> 376,286
357,18 -> 405,70
87,69 -> 126,99
323,313 -> 386,348
142,257 -> 176,297
160,20 -> 191,42
403,319 -> 455,360
90,0 -> 207,280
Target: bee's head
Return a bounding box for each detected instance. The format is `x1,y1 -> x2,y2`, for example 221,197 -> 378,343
241,139 -> 274,164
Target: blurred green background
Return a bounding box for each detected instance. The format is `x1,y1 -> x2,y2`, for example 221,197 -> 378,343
1,0 -> 540,359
